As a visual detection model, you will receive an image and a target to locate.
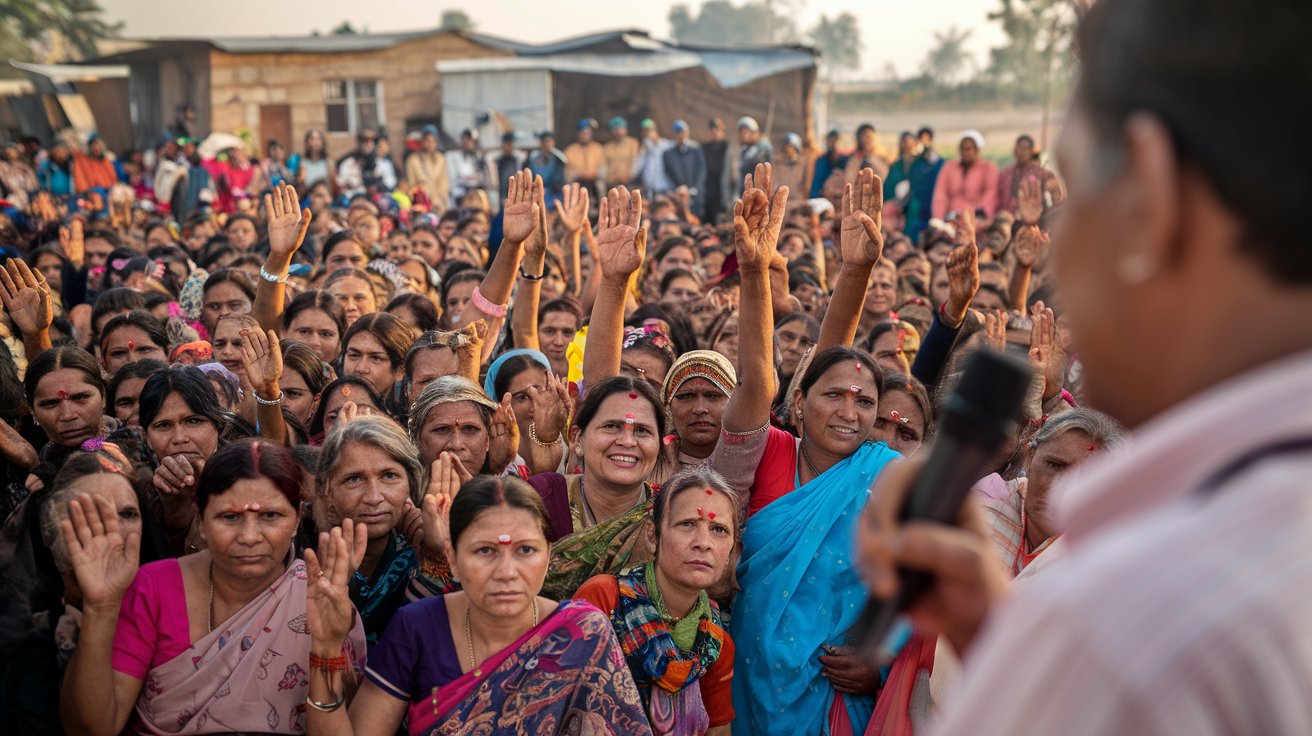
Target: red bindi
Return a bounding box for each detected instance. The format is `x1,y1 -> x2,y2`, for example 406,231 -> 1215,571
342,386 -> 352,397
628,393 -> 638,399
126,340 -> 135,350
58,390 -> 68,399
707,511 -> 717,520
705,489 -> 713,496
1087,444 -> 1097,452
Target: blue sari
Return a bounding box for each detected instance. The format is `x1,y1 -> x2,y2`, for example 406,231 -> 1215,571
731,441 -> 898,736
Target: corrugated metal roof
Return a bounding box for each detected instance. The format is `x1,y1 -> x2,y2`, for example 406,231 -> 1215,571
10,60 -> 129,82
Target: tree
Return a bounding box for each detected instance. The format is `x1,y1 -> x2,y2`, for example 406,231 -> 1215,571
668,0 -> 798,46
440,10 -> 475,31
920,26 -> 974,86
810,12 -> 861,80
331,20 -> 358,36
0,0 -> 119,73
984,0 -> 1078,102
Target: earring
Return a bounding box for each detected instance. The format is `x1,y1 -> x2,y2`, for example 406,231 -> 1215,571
1117,252 -> 1159,285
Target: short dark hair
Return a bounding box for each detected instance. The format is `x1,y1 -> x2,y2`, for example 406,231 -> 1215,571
384,292 -> 439,333
574,375 -> 667,439
138,364 -> 232,435
108,359 -> 168,411
24,346 -> 105,408
1074,0 -> 1311,282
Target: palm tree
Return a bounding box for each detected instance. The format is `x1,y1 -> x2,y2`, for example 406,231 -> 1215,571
921,26 -> 975,86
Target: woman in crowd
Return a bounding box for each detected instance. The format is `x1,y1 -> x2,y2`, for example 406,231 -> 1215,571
863,318 -> 922,377
316,415 -> 442,643
385,292 -> 440,334
575,468 -> 739,734
438,269 -> 484,329
279,340 -> 335,428
309,376 -> 385,442
304,475 -> 650,735
341,312 -> 419,418
660,350 -> 736,473
402,322 -> 486,404
59,439 -> 368,735
291,128 -> 334,191
24,347 -> 111,471
325,267 -> 379,327
284,289 -> 347,363
485,349 -> 554,447
97,311 -> 169,376
774,312 -> 819,391
869,371 -> 933,457
322,231 -> 369,274
107,359 -> 167,427
199,268 -> 255,337
407,376 -> 533,477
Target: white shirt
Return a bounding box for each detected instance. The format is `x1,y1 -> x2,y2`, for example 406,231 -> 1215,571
933,348 -> 1312,735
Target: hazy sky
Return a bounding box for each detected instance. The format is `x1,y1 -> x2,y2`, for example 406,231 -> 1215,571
97,0 -> 1006,78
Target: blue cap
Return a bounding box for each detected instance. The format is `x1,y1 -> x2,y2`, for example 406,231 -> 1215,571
421,124 -> 439,137
672,120 -> 689,133
785,133 -> 802,149
608,116 -> 627,130
577,118 -> 598,131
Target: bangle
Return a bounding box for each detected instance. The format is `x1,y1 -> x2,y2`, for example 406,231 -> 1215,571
470,286 -> 507,318
529,421 -> 561,447
253,389 -> 284,406
518,264 -> 544,281
305,689 -> 346,712
310,651 -> 349,672
419,552 -> 452,581
258,265 -> 288,284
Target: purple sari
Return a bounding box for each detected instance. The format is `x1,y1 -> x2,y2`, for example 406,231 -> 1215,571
407,600 -> 652,736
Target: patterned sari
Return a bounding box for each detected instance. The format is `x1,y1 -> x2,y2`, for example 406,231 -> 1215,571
542,478 -> 656,600
731,441 -> 898,736
351,531 -> 418,646
135,561 -> 366,734
409,600 -> 653,736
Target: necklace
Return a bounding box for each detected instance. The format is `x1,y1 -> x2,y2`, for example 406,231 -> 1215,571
578,477 -> 648,528
465,599 -> 538,671
799,438 -> 824,481
207,561 -> 215,633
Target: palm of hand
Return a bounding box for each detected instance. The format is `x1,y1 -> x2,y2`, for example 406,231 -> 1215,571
9,287 -> 52,332
1014,227 -> 1041,267
503,203 -> 535,243
268,214 -> 302,254
72,533 -> 136,606
306,576 -> 353,642
841,215 -> 881,266
596,227 -> 641,279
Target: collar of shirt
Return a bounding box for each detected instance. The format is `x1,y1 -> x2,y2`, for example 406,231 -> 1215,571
1054,346 -> 1312,542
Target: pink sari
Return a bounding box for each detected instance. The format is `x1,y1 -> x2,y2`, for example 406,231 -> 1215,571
408,600 -> 652,736
134,560 -> 366,734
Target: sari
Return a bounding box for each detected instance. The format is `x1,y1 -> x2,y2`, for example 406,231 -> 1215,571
541,477 -> 656,600
731,441 -> 898,736
134,560 -> 366,734
409,600 -> 652,736
351,531 -> 419,646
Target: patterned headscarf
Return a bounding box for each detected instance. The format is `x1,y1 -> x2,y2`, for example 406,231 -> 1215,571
660,349 -> 736,406
177,267 -> 210,323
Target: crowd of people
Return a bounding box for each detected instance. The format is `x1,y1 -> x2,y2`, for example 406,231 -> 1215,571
4,0 -> 1301,731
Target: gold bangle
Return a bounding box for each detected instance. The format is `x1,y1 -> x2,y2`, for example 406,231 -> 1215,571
529,422 -> 561,448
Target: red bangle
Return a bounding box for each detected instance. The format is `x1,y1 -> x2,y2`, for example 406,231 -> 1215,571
310,651 -> 349,672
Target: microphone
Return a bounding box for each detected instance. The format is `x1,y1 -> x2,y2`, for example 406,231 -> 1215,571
852,348 -> 1033,663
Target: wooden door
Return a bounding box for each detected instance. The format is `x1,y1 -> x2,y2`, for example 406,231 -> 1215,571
259,104 -> 292,150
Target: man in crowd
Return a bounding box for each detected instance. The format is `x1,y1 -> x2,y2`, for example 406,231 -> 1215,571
564,118 -> 603,201
493,132 -> 523,207
336,129 -> 378,199
662,120 -> 707,214
772,133 -> 810,212
701,117 -> 731,224
602,116 -> 638,189
528,130 -> 567,207
735,116 -> 772,197
810,127 -> 848,199
405,124 -> 450,214
447,128 -> 494,203
635,117 -> 672,196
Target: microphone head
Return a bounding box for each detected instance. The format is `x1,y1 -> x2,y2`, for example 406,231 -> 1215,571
947,349 -> 1034,436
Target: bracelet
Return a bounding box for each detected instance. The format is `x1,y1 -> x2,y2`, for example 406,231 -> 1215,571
309,651 -> 349,672
305,690 -> 346,712
419,552 -> 452,581
529,421 -> 561,447
518,264 -> 544,281
721,421 -> 770,438
470,286 -> 507,318
253,389 -> 284,406
258,265 -> 288,284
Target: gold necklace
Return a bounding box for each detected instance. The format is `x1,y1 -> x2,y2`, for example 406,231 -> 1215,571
465,600 -> 538,670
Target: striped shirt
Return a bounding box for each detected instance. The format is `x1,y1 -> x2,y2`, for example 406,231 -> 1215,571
933,348 -> 1312,735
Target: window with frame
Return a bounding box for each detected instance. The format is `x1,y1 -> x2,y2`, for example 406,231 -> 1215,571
323,79 -> 384,134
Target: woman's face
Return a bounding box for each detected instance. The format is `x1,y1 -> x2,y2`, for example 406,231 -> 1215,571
211,320 -> 250,380
450,506 -> 549,622
35,253 -> 64,291
329,275 -> 377,327
869,390 -> 926,457
343,331 -> 400,397
1024,429 -> 1099,541
930,265 -> 950,309
287,308 -> 342,363
202,282 -> 252,333
655,487 -> 736,593
145,391 -> 220,461
795,360 -> 879,459
326,441 -> 410,541
417,401 -> 490,470
326,239 -> 368,273
537,312 -> 578,375
657,246 -> 696,277
443,281 -> 476,325
320,386 -> 379,434
226,219 -> 258,251
54,473 -> 141,573
668,377 -> 728,450
775,320 -> 816,377
408,347 -> 459,405
412,230 -> 444,267
201,477 -> 297,582
279,369 -> 318,426
576,393 -> 660,489
33,369 -> 104,448
871,329 -> 911,376
387,233 -> 412,262
351,217 -> 381,249
711,317 -> 739,368
541,266 -> 567,303
779,234 -> 806,261
898,255 -> 931,286
397,259 -> 429,294
620,350 -> 670,395
101,326 -> 167,376
506,367 -> 549,428
112,376 -> 149,426
864,267 -> 897,318
662,274 -> 701,304
309,184 -> 331,213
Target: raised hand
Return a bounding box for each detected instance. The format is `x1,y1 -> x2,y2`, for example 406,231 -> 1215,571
524,176 -> 550,261
60,218 -> 85,268
1016,176 -> 1044,226
943,216 -> 980,328
487,393 -> 521,473
337,400 -> 373,426
455,320 -> 489,383
305,518 -> 368,648
554,182 -> 590,234
0,258 -> 53,336
594,185 -> 646,282
733,163 -> 789,273
32,192 -> 58,224
59,494 -> 140,609
502,169 -> 542,245
265,182 -> 311,259
527,375 -> 570,443
421,452 -> 464,554
839,167 -> 884,269
981,310 -> 1006,350
1028,301 -> 1064,401
239,327 -> 283,397
1012,224 -> 1047,269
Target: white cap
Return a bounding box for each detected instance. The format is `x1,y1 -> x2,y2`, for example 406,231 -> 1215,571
736,116 -> 760,132
961,129 -> 985,149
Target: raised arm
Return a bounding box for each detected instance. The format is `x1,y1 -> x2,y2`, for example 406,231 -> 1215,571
721,163 -> 786,433
910,211 -> 979,388
0,258 -> 54,359
554,182 -> 589,295
581,186 -> 646,387
816,168 -> 883,352
240,326 -> 289,444
454,169 -> 539,330
253,183 -> 311,333
511,180 -> 552,350
1008,177 -> 1047,309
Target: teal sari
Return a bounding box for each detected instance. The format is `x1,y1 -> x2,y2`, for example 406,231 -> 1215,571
731,441 -> 898,736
